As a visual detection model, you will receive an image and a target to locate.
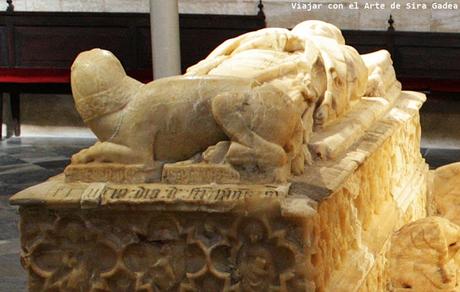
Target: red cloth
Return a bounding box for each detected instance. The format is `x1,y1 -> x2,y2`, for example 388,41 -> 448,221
1,69 -> 455,93
0,68 -> 70,83
0,68 -> 153,84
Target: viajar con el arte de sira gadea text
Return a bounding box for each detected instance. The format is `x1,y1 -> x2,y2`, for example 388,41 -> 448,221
291,1 -> 458,11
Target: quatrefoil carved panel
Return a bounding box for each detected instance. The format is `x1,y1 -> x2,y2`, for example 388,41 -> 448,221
20,208 -> 308,292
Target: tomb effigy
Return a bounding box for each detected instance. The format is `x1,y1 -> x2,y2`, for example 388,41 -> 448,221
10,20 -> 444,291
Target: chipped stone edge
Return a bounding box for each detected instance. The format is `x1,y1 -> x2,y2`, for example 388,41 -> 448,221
9,179 -> 319,219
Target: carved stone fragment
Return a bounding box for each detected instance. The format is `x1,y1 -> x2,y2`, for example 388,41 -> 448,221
388,217 -> 460,291
433,162 -> 460,227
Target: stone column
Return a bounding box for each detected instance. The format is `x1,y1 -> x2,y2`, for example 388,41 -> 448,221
150,0 -> 181,79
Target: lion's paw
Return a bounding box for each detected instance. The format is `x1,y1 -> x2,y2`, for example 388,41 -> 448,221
71,149 -> 93,164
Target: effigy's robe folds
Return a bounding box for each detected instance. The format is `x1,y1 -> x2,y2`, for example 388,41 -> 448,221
11,20 -> 438,291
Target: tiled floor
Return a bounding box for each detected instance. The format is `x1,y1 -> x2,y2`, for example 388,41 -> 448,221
0,137 -> 95,291
0,137 -> 95,196
0,137 -> 458,291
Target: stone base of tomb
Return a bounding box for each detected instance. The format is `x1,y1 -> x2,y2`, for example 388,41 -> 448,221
11,91 -> 429,291
13,180 -> 312,291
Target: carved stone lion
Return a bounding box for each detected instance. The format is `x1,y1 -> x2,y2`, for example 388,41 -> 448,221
70,49 -> 304,182
69,20 -> 395,183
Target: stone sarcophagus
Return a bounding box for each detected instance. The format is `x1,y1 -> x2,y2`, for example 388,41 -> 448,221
11,20 -> 433,291
11,91 -> 428,291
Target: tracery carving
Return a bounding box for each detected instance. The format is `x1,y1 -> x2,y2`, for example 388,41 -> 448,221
20,208 -> 307,292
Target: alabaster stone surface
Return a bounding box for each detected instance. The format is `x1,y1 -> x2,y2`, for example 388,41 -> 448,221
388,217 -> 460,291
11,90 -> 429,291
13,181 -> 313,291
10,20 -> 435,292
70,51 -> 304,183
300,91 -> 428,292
432,162 -> 460,227
68,20 -> 399,184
